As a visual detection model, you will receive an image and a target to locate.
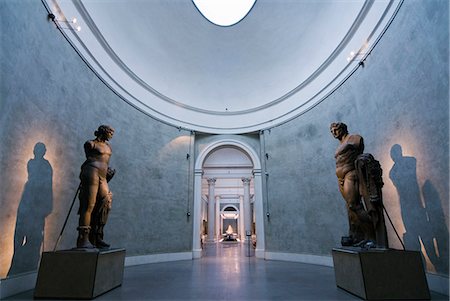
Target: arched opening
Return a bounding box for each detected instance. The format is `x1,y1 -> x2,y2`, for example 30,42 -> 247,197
193,139 -> 265,258
221,205 -> 239,242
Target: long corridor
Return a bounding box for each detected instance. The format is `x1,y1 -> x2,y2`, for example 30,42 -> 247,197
7,243 -> 447,300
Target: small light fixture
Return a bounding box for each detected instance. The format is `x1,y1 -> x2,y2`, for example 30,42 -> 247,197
48,13 -> 82,32
346,50 -> 369,67
347,41 -> 369,65
346,50 -> 367,62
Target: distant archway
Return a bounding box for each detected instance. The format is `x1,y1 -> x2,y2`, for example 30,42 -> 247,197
192,139 -> 264,258
221,205 -> 239,240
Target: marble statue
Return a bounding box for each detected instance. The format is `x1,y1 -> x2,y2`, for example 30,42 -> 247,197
330,122 -> 388,248
225,225 -> 234,235
224,225 -> 237,241
77,125 -> 115,249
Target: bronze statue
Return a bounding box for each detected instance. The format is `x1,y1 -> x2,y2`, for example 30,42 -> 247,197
77,125 -> 115,249
330,122 -> 388,248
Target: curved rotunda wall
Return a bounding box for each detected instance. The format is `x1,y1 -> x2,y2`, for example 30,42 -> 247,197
0,1 -> 193,279
262,0 -> 449,279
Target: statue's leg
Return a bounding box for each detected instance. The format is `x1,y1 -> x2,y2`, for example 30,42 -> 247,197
90,179 -> 112,248
342,171 -> 365,244
374,207 -> 388,248
77,167 -> 99,248
338,178 -> 353,241
352,205 -> 375,243
89,203 -> 99,247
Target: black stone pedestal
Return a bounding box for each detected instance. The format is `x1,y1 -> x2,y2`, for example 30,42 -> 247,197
34,248 -> 125,299
332,247 -> 430,300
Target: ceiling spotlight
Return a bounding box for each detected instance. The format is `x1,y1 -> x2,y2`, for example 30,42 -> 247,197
346,50 -> 368,64
47,12 -> 82,32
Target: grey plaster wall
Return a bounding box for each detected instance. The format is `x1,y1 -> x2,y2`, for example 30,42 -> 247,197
0,1 -> 192,278
262,0 -> 449,277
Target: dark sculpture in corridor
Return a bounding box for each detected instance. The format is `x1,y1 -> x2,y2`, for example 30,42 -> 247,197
330,122 -> 388,248
77,125 -> 115,249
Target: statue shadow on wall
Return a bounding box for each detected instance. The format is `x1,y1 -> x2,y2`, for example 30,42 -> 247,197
7,142 -> 53,277
422,180 -> 449,275
389,144 -> 449,275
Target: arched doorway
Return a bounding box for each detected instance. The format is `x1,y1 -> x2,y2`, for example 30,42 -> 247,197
221,205 -> 239,242
192,139 -> 265,258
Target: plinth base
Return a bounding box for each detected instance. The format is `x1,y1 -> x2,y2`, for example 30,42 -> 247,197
34,248 -> 125,299
332,247 -> 430,300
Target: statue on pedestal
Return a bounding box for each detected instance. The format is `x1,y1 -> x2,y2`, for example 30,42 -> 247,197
330,122 -> 388,248
77,125 -> 115,249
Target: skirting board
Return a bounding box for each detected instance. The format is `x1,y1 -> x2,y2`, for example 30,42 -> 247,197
427,273 -> 449,296
264,251 -> 334,267
0,271 -> 37,300
124,252 -> 193,266
1,251 -> 448,298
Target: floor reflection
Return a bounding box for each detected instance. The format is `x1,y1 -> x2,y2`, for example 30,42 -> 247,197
203,241 -> 253,258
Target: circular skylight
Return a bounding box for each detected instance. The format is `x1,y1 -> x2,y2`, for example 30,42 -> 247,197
192,0 -> 256,26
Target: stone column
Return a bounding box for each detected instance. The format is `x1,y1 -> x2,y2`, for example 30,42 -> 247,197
207,178 -> 216,242
215,196 -> 221,240
239,195 -> 245,240
242,177 -> 252,241
253,169 -> 265,258
192,170 -> 203,258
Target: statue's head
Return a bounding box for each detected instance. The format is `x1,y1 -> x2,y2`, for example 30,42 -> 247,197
330,122 -> 348,139
95,125 -> 115,141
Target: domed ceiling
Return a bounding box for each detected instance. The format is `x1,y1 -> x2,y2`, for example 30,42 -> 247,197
45,0 -> 401,134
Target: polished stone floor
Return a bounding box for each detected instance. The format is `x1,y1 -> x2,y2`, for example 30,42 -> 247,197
7,242 -> 448,300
